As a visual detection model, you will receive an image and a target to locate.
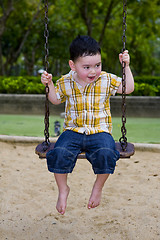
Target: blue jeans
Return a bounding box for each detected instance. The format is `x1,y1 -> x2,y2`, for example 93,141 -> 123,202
46,130 -> 120,174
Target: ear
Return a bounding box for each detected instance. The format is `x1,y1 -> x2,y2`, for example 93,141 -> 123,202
69,60 -> 76,71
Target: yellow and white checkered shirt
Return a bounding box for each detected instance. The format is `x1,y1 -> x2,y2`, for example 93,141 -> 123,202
55,70 -> 121,135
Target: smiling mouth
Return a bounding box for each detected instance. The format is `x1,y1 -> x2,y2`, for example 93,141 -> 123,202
88,76 -> 96,81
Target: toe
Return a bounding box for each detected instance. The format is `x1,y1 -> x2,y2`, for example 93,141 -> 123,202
88,200 -> 93,209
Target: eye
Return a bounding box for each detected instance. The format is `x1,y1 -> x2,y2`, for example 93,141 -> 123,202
84,66 -> 89,69
96,63 -> 101,68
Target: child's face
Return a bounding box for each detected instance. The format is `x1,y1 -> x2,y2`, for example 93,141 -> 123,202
69,53 -> 102,85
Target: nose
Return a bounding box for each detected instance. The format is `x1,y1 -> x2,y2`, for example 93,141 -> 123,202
90,68 -> 96,74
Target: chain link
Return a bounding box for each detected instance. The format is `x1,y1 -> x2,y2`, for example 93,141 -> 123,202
119,0 -> 127,151
44,0 -> 50,145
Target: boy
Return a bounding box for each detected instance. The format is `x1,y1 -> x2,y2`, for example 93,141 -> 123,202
41,35 -> 134,215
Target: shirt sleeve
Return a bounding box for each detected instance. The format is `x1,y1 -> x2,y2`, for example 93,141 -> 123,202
109,73 -> 122,96
55,78 -> 66,103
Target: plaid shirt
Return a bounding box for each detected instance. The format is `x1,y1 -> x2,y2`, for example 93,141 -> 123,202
56,70 -> 121,135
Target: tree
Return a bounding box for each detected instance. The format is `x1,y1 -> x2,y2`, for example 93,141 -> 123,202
0,0 -> 14,75
0,0 -> 43,75
126,0 -> 160,75
73,0 -> 120,45
0,0 -> 160,76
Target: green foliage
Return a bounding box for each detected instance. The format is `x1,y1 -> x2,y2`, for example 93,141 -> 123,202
0,76 -> 44,94
132,82 -> 158,96
0,75 -> 160,96
0,0 -> 44,75
0,76 -> 59,94
131,76 -> 160,96
0,0 -> 160,76
134,76 -> 160,85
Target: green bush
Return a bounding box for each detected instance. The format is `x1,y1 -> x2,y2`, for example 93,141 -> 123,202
134,76 -> 160,86
132,82 -> 158,96
131,76 -> 160,96
0,75 -> 160,96
0,76 -> 44,94
0,76 -> 59,94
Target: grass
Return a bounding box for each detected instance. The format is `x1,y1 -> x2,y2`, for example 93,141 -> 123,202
0,114 -> 160,143
112,117 -> 160,144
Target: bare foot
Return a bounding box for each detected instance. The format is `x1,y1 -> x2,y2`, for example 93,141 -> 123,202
88,187 -> 102,209
56,186 -> 70,215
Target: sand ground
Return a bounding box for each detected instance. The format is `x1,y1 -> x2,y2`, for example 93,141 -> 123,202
0,142 -> 160,240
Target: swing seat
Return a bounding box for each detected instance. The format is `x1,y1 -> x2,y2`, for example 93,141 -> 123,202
35,142 -> 86,159
115,142 -> 135,158
35,142 -> 56,159
35,141 -> 135,159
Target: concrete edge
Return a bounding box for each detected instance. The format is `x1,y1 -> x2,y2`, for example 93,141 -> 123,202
0,135 -> 58,143
0,135 -> 160,153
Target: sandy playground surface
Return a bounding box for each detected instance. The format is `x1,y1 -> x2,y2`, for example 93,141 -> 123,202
0,141 -> 160,240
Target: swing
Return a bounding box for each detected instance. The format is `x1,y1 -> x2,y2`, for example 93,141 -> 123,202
35,0 -> 135,159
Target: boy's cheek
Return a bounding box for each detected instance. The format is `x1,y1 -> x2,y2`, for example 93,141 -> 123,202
97,69 -> 101,76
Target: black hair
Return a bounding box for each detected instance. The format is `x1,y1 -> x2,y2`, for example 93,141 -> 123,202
69,35 -> 101,62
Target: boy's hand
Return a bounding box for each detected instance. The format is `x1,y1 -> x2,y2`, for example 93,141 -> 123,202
119,50 -> 130,67
41,71 -> 53,86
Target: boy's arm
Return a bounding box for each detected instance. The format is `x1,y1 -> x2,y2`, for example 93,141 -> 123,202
117,50 -> 134,94
41,71 -> 61,105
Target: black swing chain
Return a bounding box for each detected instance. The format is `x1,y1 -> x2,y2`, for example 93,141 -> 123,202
119,0 -> 127,151
44,0 -> 50,145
